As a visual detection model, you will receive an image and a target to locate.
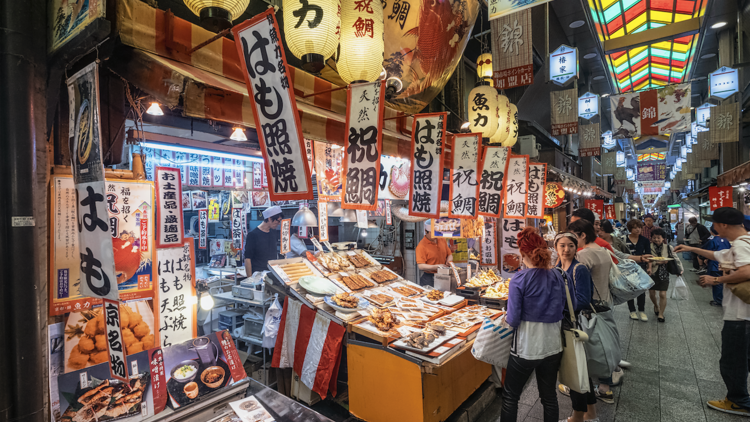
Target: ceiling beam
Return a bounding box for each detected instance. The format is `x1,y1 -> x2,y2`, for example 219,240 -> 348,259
603,17 -> 704,54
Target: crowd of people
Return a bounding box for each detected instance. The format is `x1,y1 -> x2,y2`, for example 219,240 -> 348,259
497,207 -> 750,422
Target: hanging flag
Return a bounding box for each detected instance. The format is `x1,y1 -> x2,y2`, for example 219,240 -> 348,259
314,141 -> 344,202
188,154 -> 200,186
710,102 -> 740,144
212,156 -> 222,187
449,133 -> 481,218
198,209 -> 207,249
409,112 -> 447,219
155,167 -> 185,248
610,83 -> 691,139
584,199 -> 604,220
604,204 -> 616,220
490,8 -> 533,89
342,81 -> 385,210
579,122 -> 601,157
503,155 -> 528,218
550,88 -> 578,136
527,163 -> 546,219
602,151 -> 617,175
709,186 -> 733,211
233,9 -> 313,200
500,218 -> 525,278
481,218 -> 497,266
318,202 -> 329,242
478,146 -> 509,218
280,219 -> 291,255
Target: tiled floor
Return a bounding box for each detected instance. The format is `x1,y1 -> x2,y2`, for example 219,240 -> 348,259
478,257 -> 746,422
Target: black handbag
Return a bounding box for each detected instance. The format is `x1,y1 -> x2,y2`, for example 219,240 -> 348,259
666,247 -> 680,275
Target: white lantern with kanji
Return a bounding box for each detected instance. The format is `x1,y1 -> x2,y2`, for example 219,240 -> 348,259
488,94 -> 511,145
283,0 -> 341,72
468,84 -> 499,138
337,0 -> 384,84
502,103 -> 519,147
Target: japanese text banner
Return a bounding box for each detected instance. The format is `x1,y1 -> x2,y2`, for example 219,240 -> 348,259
449,133 -> 481,218
500,218 -> 525,278
550,88 -> 578,136
481,218 -> 497,266
491,8 -> 533,89
478,146 -> 509,218
409,112 -> 447,219
579,123 -> 601,157
584,199 -> 604,220
155,167 -> 185,248
154,240 -> 197,347
102,299 -> 128,382
604,204 -> 616,220
527,163 -> 546,219
342,80 -> 385,210
280,219 -> 291,255
709,186 -> 733,211
503,155 -> 529,218
233,9 -> 313,200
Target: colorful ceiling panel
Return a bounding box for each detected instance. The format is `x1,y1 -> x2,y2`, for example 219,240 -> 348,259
637,152 -> 666,161
587,0 -> 707,41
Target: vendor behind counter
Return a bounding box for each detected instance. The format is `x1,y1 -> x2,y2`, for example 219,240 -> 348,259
416,220 -> 453,287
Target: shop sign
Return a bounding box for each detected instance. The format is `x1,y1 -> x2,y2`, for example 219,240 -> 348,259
696,103 -> 714,128
490,8 -> 533,89
200,155 -> 212,187
500,218 -> 525,278
449,133 -> 480,218
155,167 -> 184,248
503,155 -> 528,218
318,202 -> 329,242
709,66 -> 739,100
637,161 -> 666,181
50,0 -> 105,52
212,156 -> 222,187
578,92 -> 599,120
252,162 -> 263,189
610,83 -> 691,139
188,154 -> 200,186
601,131 -> 615,150
154,239 -> 197,347
174,152 -> 188,184
102,299 -> 128,382
527,163 -> 546,219
385,200 -> 392,225
602,151 -> 617,175
231,208 -> 243,248
233,9 -> 313,201
314,141 -> 344,202
143,148 -> 156,181
409,112 -> 447,218
709,102 -> 740,144
544,182 -> 564,208
481,218 -> 497,266
234,159 -> 244,188
604,204 -> 616,220
222,158 -> 232,187
478,146 -> 509,218
488,0 -> 551,20
614,167 -> 627,186
198,209 -> 207,249
579,122 -> 601,157
549,45 -> 577,86
550,88 -> 578,135
709,186 -> 733,211
584,199 -> 604,220
280,219 -> 291,255
342,81 -> 385,211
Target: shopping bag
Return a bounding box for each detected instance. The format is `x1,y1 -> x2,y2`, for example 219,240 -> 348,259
670,276 -> 689,300
608,252 -> 655,305
557,268 -> 590,394
261,294 -> 283,348
579,310 -> 621,379
471,317 -> 514,368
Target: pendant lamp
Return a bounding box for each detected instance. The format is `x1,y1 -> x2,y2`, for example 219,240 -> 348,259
183,0 -> 250,31
502,103 -> 518,147
476,52 -> 493,85
336,0 -> 384,84
468,84 -> 499,138
282,0 -> 341,72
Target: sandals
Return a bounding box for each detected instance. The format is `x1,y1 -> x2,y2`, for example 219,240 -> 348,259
658,316 -> 665,323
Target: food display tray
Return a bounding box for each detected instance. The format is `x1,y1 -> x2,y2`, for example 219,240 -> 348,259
390,329 -> 459,353
268,257 -> 325,286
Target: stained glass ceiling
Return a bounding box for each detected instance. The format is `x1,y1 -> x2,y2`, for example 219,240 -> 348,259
637,152 -> 666,161
588,0 -> 707,41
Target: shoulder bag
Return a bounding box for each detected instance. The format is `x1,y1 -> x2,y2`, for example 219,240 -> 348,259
725,239 -> 750,304
571,263 -> 610,313
556,268 -> 591,394
665,245 -> 681,275
607,250 -> 654,305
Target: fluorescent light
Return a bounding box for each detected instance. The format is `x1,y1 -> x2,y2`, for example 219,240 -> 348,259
569,20 -> 585,28
711,22 -> 727,29
141,141 -> 264,163
146,102 -> 164,116
230,127 -> 247,141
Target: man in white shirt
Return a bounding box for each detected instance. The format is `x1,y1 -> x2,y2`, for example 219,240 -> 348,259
675,207 -> 750,416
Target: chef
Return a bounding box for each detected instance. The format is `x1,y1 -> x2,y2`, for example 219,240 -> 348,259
416,220 -> 453,286
243,205 -> 283,276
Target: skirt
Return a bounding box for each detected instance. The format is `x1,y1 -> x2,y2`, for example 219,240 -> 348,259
650,273 -> 670,291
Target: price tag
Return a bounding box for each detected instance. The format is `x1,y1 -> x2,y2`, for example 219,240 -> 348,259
358,310 -> 370,317
310,237 -> 325,253
131,360 -> 139,375
433,345 -> 450,354
339,271 -> 350,277
396,326 -> 415,337
449,262 -> 462,287
323,241 -> 333,251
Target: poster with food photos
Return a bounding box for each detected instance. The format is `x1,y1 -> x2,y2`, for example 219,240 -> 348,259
449,133 -> 481,218
481,218 -> 497,266
500,218 -> 525,278
232,9 -> 313,201
478,146 -> 509,218
409,112 -> 447,218
154,239 -> 197,348
155,167 -> 184,248
526,163 -> 546,219
200,155 -> 212,187
503,155 -> 529,218
314,141 -> 344,202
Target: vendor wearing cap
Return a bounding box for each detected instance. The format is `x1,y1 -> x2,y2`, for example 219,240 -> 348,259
244,205 -> 283,275
416,219 -> 453,286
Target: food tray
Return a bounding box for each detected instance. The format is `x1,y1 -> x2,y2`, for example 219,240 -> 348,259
328,271 -> 377,292
360,288 -> 397,307
268,258 -> 325,286
324,295 -> 370,313
479,296 -> 508,310
390,329 -> 460,353
358,267 -> 402,284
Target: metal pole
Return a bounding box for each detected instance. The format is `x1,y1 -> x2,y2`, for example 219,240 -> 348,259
0,0 -> 46,419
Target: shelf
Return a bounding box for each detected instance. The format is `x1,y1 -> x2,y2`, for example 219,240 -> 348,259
211,291 -> 271,306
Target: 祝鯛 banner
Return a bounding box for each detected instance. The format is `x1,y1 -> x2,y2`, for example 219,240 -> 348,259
154,239 -> 197,347
409,112 -> 447,219
449,133 -> 481,218
604,204 -> 616,220
478,146 -> 509,218
584,199 -> 604,220
709,186 -> 733,211
503,155 -> 529,218
490,8 -> 533,89
233,9 -> 313,200
579,123 -> 601,157
481,218 -> 498,266
527,163 -> 546,218
342,81 -> 385,210
550,88 -> 578,136
155,167 -> 185,248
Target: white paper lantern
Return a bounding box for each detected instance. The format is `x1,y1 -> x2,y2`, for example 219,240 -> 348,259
184,0 -> 250,25
487,94 -> 509,145
477,53 -> 493,81
283,0 -> 341,71
468,84 -> 499,138
502,104 -> 518,148
337,0 -> 384,84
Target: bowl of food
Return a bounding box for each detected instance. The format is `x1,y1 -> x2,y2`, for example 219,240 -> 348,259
201,366 -> 225,389
170,360 -> 199,383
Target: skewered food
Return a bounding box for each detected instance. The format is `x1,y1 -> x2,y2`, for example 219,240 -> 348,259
368,308 -> 398,332
279,262 -> 314,283
347,253 -> 371,268
60,374 -> 149,422
391,285 -> 423,297
426,290 -> 444,301
332,292 -> 360,308
369,270 -> 398,283
318,254 -> 340,272
368,293 -> 394,306
341,274 -> 373,290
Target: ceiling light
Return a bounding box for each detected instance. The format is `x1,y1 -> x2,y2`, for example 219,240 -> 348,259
593,75 -> 605,81
230,127 -> 247,141
711,22 -> 727,29
569,20 -> 585,28
292,205 -> 318,227
701,53 -> 716,59
583,53 -> 597,59
146,102 -> 164,116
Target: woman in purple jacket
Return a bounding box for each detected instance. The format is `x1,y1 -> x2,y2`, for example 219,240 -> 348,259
501,227 -> 574,422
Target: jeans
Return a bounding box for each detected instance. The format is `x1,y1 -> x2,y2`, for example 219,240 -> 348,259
570,378 -> 597,412
627,293 -> 646,312
501,352 -> 563,422
709,271 -> 723,304
720,321 -> 750,410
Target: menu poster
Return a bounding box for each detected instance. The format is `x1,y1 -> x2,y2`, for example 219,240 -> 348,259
527,163 -> 547,219
154,239 -> 197,348
385,200 -> 392,225
314,141 -> 344,202
584,199 -> 604,219
280,219 -> 291,255
409,112 -> 447,218
449,133 -> 481,218
481,218 -> 497,266
200,155 -> 212,187
478,146 -> 509,218
356,210 -> 368,229
222,158 -> 232,187
188,154 -> 200,186
102,299 -> 129,382
709,186 -> 733,211
231,208 -> 244,248
500,218 -> 525,279
155,167 -> 184,248
503,155 -> 529,218
604,204 -> 616,220
198,209 -> 207,249
319,202 -> 329,242
212,157 -> 222,187
149,348 -> 168,414
234,159 -> 245,188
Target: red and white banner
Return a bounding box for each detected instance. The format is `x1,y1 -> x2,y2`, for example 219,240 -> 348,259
342,81 -> 385,210
280,219 -> 291,255
481,218 -> 497,266
478,147 -> 509,218
449,133 -> 481,218
409,112 -> 447,219
604,204 -> 616,220
527,163 -> 547,218
155,167 -> 184,248
709,186 -> 733,211
503,155 -> 529,218
232,9 -> 313,200
584,199 -> 604,220
198,209 -> 207,249
271,297 -> 346,399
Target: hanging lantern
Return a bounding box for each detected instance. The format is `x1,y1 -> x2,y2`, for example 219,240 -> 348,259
337,0 -> 384,84
183,0 -> 250,31
468,84 -> 499,138
488,94 -> 510,145
283,0 -> 341,72
502,103 -> 519,147
477,52 -> 493,84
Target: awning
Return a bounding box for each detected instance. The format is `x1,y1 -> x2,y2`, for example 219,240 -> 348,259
718,161 -> 750,187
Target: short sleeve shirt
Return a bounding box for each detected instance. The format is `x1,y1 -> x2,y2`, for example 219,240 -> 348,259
244,228 -> 279,274
715,235 -> 750,321
416,237 -> 452,273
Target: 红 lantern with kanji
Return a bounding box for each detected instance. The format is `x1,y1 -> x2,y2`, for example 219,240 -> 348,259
337,0 -> 384,84
283,0 -> 341,72
468,84 -> 498,138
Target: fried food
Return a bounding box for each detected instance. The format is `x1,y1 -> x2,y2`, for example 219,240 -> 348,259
119,306 -> 131,329
94,335 -> 107,351
369,270 -> 398,283
318,254 -> 340,272
122,328 -> 136,348
133,321 -> 150,338
426,322 -> 447,336
141,334 -> 154,350
68,345 -> 89,370
90,350 -> 109,365
426,290 -> 444,301
127,310 -> 142,329
341,274 -> 373,290
368,293 -> 394,306
332,292 -> 360,308
84,318 -> 99,337
347,253 -> 371,268
78,336 -> 95,354
391,285 -> 422,296
483,279 -> 509,298
127,342 -> 144,355
62,374 -> 149,422
368,308 -> 398,332
465,269 -> 502,288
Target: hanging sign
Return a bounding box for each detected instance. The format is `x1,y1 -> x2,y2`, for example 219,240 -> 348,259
527,163 -> 546,219
604,204 -> 616,220
102,299 -> 129,382
490,8 -> 534,89
449,133 -> 481,218
409,112 -> 447,218
223,158 -> 233,187
548,45 -> 577,86
318,202 -> 329,242
544,182 -> 564,208
710,102 -> 740,144
481,218 -> 497,266
252,162 -> 263,189
233,9 -> 313,200
709,66 -> 739,100
154,239 -> 197,347
579,122 -> 601,157
385,200 -> 392,225
200,155 -> 212,187
211,157 -> 222,187
342,80 -> 385,210
610,83 -> 691,138
234,159 -> 245,188
584,199 -> 604,220
231,208 -> 243,248
304,138 -> 314,174
488,0 -> 551,20
314,141 -> 344,202
550,88 -> 578,135
602,151 -> 617,175
614,167 -> 627,186
478,146 -> 509,218
601,130 -> 615,150
696,103 -> 714,128
198,209 -> 207,249
697,131 -> 719,165
709,186 -> 733,211
155,167 -> 184,248
503,155 -> 528,218
500,218 -> 525,278
187,154 -> 200,186
142,148 -> 155,181
578,92 -> 599,120
356,210 -> 368,229
637,161 -> 667,181
280,219 -> 291,255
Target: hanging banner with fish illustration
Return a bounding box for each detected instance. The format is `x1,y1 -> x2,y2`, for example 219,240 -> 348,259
610,83 -> 691,139
550,88 -> 578,136
488,0 -> 552,21
491,8 -> 533,89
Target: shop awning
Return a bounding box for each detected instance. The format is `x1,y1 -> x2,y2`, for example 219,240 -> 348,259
718,160 -> 750,187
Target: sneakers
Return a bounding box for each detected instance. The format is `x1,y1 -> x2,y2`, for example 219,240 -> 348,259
690,269 -> 699,272
610,368 -> 624,386
697,269 -> 708,275
707,398 -> 750,416
640,312 -> 648,322
558,384 -> 571,396
630,312 -> 639,320
710,300 -> 722,307
619,360 -> 632,369
595,387 -> 615,404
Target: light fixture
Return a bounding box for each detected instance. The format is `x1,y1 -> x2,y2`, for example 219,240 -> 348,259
328,202 -> 343,217
569,20 -> 585,28
282,0 -> 340,73
701,53 -> 716,59
200,294 -> 215,311
230,127 -> 247,141
501,103 -> 519,147
583,52 -> 597,59
183,0 -> 250,32
476,52 -> 493,81
292,205 -> 318,227
733,185 -> 740,188
593,75 -> 605,81
489,95 -> 511,145
385,77 -> 403,100
339,209 -> 357,222
741,182 -> 748,186
468,84 -> 499,138
337,0 -> 384,84
146,102 -> 164,116
460,121 -> 471,132
711,22 -> 727,29
140,141 -> 264,163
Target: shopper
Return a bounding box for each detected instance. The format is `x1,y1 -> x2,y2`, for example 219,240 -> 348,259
244,206 -> 282,275
501,227 -> 569,422
570,209 -> 617,261
675,207 -> 750,416
685,217 -> 711,270
648,228 -> 683,322
416,220 -> 453,286
642,214 -> 656,241
625,219 -> 651,321
702,226 -> 731,307
600,220 -> 629,255
659,218 -> 673,242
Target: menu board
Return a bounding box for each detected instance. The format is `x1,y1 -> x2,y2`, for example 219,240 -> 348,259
154,240 -> 197,348
503,155 -> 529,218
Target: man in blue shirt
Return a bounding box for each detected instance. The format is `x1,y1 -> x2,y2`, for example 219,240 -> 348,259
701,226 -> 731,307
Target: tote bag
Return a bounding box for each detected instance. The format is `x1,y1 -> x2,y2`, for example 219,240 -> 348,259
608,251 -> 654,305
556,269 -> 590,394
580,309 -> 621,379
471,316 -> 515,368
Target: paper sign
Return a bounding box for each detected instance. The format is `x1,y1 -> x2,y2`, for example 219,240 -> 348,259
223,158 -> 233,187
356,210 -> 368,229
604,204 -> 616,220
449,133 -> 481,218
448,262 -> 462,286
188,154 -> 200,186
503,155 -> 528,218
478,146 -> 509,218
527,163 -> 546,219
280,219 -> 291,255
231,208 -> 243,248
481,218 -> 497,266
318,202 -> 329,242
198,209 -> 207,249
102,299 -> 129,382
155,167 -> 184,248
212,156 -> 222,187
234,159 -> 244,188
409,112 -> 447,218
385,200 -> 392,225
154,240 -> 197,347
200,155 -> 212,187
311,237 -> 325,253
584,199 -> 604,220
500,218 -> 525,278
253,162 -> 263,190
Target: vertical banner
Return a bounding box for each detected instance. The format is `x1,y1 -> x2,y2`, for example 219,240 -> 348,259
155,167 -> 184,248
318,202 -> 329,242
223,158 -> 233,187
148,349 -> 167,414
154,240 -> 197,347
655,83 -> 690,134
200,155 -> 212,187
198,209 -> 207,249
102,299 -> 128,382
527,163 -> 546,218
449,133 -> 481,218
67,62 -> 118,301
614,167 -> 627,186
697,131 -> 719,165
188,154 -> 200,186
500,218 -> 525,279
143,148 -> 155,181
710,102 -> 740,144
174,152 -> 188,184
604,204 -> 616,220
550,88 -> 578,135
579,123 -> 601,157
490,8 -> 533,89
602,150 -> 617,175
385,200 -> 392,225
231,207 -> 244,248
212,156 -> 223,187
304,138 -> 314,174
342,80 -> 385,210
503,155 -> 529,218
252,162 -> 263,189
314,141 -> 344,202
639,88 -> 658,137
409,112 -> 447,218
234,159 -> 245,188
481,218 -> 497,266
232,9 -> 313,200
478,146 -> 509,217
280,219 -> 291,255
584,199 -> 604,219
709,186 -> 733,210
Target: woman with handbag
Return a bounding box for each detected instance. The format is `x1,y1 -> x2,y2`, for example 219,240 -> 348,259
625,219 -> 652,321
648,228 -> 683,322
501,227 -> 572,422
